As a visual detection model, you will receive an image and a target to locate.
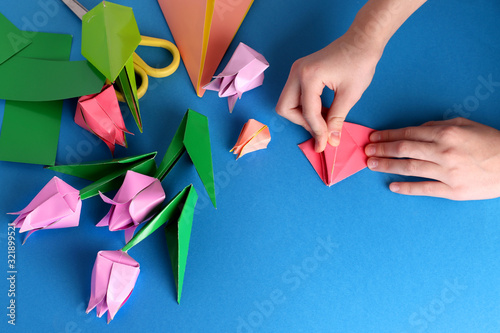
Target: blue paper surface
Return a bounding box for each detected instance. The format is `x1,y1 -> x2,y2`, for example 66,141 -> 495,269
1,0 -> 500,332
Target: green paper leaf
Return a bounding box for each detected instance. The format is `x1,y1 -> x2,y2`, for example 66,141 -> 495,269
116,55 -> 142,132
81,1 -> 141,81
0,32 -> 71,165
47,152 -> 157,199
156,109 -> 216,207
165,184 -> 198,304
122,185 -> 197,252
0,13 -> 31,64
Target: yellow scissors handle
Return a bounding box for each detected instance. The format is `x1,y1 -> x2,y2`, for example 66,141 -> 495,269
116,35 -> 180,102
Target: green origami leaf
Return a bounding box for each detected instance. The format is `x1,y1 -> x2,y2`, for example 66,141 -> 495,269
156,109 -> 216,207
0,12 -> 31,64
47,152 -> 157,199
116,55 -> 142,132
165,185 -> 198,304
122,184 -> 197,252
81,1 -> 141,82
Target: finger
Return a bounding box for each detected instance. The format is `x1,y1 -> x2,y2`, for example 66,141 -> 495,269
389,181 -> 454,199
279,107 -> 312,133
367,157 -> 442,179
369,125 -> 442,143
276,72 -> 313,132
365,140 -> 439,162
325,91 -> 356,146
421,117 -> 469,127
301,83 -> 328,152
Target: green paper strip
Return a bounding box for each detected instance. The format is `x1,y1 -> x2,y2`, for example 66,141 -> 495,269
122,185 -> 197,252
47,152 -> 156,181
165,184 -> 198,304
0,57 -> 105,101
0,13 -> 31,64
116,55 -> 142,132
0,32 -> 72,165
156,109 -> 216,207
47,152 -> 157,199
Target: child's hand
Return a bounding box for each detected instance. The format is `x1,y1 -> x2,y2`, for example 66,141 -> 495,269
366,117 -> 500,200
276,34 -> 382,152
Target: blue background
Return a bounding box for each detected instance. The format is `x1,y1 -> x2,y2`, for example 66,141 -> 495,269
1,0 -> 500,332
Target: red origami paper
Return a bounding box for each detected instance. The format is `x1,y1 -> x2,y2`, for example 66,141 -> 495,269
75,84 -> 132,155
230,119 -> 270,159
298,122 -> 374,186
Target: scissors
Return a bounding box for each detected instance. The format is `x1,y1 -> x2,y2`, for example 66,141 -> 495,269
61,0 -> 180,101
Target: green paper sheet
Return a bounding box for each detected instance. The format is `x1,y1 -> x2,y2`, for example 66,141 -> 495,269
0,57 -> 105,101
0,32 -> 72,165
81,1 -> 141,82
165,184 -> 198,304
47,152 -> 157,199
156,109 -> 216,207
0,13 -> 31,64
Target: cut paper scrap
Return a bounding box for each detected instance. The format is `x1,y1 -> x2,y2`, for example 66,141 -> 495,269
299,122 -> 374,186
8,176 -> 81,244
204,42 -> 269,112
0,12 -> 31,64
0,32 -> 72,165
75,84 -> 132,155
155,109 -> 216,207
98,171 -> 166,243
47,152 -> 158,200
0,53 -> 105,101
231,119 -> 270,159
86,250 -> 140,323
158,0 -> 254,97
82,1 -> 143,132
122,184 -> 198,304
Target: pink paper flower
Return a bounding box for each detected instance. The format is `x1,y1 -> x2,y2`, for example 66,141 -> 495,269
75,84 -> 132,155
98,170 -> 165,242
86,250 -> 140,323
8,176 -> 81,243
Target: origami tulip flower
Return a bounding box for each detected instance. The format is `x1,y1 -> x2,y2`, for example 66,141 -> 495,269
86,250 -> 140,323
75,84 -> 132,155
231,119 -> 271,159
8,176 -> 81,243
98,170 -> 166,242
204,42 -> 269,112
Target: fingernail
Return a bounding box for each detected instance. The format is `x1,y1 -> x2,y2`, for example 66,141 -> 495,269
370,132 -> 381,142
329,131 -> 341,146
390,183 -> 400,192
366,144 -> 376,156
367,158 -> 378,169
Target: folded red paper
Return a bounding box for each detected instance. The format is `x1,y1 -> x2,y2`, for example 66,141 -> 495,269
299,122 -> 374,186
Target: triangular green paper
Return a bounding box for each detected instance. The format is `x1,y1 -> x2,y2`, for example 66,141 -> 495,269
116,55 -> 142,132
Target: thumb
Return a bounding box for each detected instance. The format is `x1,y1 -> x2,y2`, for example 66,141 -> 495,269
326,91 -> 355,146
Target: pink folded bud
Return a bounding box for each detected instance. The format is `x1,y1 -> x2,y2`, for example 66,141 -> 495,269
75,84 -> 132,155
86,250 -> 140,323
8,176 -> 81,243
98,170 -> 166,242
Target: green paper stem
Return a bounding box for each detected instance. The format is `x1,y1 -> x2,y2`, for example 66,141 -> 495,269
121,185 -> 196,252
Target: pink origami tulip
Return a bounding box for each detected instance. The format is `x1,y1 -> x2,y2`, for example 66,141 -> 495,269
98,171 -> 165,242
86,250 -> 140,323
204,42 -> 269,112
75,84 -> 132,155
8,176 -> 81,244
231,119 -> 271,159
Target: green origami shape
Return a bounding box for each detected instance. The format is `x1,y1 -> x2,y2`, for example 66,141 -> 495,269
0,13 -> 31,64
115,55 -> 142,132
121,185 -> 198,304
156,109 -> 216,207
47,152 -> 157,199
81,1 -> 141,82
